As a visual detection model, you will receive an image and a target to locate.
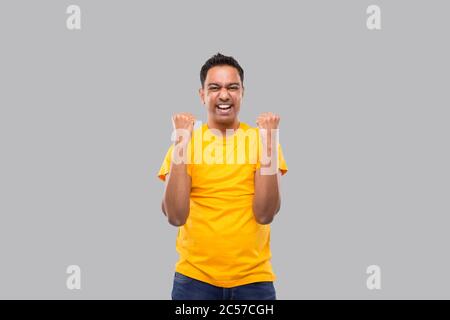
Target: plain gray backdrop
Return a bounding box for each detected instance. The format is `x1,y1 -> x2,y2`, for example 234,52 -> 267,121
0,0 -> 449,299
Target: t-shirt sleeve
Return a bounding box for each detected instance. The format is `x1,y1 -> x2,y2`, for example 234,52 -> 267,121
157,144 -> 192,182
157,145 -> 174,182
256,143 -> 288,176
278,144 -> 288,176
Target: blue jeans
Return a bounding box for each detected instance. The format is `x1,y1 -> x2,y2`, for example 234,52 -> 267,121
171,272 -> 277,300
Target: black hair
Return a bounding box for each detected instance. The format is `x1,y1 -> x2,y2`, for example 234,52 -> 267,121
200,53 -> 244,88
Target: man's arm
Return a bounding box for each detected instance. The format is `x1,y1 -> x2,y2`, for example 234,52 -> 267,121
161,198 -> 167,216
163,166 -> 191,226
161,112 -> 195,227
253,169 -> 282,224
253,112 -> 282,225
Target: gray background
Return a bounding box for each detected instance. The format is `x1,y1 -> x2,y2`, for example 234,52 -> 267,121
0,0 -> 449,299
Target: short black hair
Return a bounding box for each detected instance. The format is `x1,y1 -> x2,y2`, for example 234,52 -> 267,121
200,53 -> 244,88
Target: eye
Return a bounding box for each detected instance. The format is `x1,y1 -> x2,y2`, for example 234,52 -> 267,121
209,86 -> 219,91
229,86 -> 239,91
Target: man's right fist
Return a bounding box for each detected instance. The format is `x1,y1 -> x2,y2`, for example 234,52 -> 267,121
172,113 -> 196,131
172,113 -> 196,144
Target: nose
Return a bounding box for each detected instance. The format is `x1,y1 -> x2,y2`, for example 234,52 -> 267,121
219,87 -> 231,101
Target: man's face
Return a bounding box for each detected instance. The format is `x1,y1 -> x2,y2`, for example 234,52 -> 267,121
199,65 -> 244,127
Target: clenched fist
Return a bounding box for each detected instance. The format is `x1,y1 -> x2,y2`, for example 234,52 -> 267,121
172,112 -> 196,144
256,112 -> 280,162
256,112 -> 280,130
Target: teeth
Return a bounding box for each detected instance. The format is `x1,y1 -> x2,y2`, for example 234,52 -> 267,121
217,104 -> 231,109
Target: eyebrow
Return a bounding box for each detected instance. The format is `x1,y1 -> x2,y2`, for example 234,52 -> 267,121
207,83 -> 241,87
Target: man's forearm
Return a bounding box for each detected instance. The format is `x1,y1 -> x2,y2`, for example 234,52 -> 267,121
163,113 -> 195,226
253,139 -> 281,224
253,170 -> 281,225
164,161 -> 191,226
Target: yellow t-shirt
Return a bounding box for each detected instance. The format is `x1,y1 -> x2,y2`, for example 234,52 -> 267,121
157,122 -> 288,287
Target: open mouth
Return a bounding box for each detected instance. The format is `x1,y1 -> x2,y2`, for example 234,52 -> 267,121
216,104 -> 233,114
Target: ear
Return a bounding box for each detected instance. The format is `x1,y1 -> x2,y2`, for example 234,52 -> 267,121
198,87 -> 205,104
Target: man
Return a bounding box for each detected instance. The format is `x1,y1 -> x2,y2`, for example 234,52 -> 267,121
158,53 -> 288,300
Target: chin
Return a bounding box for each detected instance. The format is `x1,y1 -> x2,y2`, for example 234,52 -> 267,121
215,116 -> 236,125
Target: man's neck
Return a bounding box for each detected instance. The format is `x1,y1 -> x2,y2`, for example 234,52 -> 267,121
207,119 -> 240,137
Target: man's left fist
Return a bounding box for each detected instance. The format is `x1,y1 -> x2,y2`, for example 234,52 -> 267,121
256,112 -> 280,130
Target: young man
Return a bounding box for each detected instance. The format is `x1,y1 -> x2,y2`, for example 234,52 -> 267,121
158,53 -> 288,300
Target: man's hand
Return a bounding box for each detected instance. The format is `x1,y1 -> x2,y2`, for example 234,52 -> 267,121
172,112 -> 196,144
256,112 -> 280,130
256,112 -> 280,165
